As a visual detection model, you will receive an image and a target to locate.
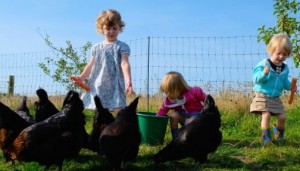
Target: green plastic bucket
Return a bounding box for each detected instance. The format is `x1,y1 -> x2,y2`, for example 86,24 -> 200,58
137,112 -> 169,145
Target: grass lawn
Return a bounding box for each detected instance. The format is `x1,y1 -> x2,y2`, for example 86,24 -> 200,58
0,95 -> 299,170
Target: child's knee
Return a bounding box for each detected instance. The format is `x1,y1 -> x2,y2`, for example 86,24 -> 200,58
277,113 -> 286,121
262,112 -> 271,120
170,111 -> 180,118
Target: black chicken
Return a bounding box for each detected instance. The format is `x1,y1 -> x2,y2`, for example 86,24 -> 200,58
34,88 -> 59,122
6,90 -> 88,171
15,96 -> 35,125
154,94 -> 222,164
89,96 -> 115,154
0,100 -> 32,162
99,97 -> 141,170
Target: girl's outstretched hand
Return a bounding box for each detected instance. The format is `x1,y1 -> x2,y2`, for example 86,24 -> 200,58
70,76 -> 90,91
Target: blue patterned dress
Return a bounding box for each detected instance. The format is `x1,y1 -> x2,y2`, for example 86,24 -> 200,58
81,40 -> 130,110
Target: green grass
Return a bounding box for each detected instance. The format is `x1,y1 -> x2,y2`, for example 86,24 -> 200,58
1,105 -> 300,170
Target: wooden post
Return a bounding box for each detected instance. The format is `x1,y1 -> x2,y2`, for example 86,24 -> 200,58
8,75 -> 14,95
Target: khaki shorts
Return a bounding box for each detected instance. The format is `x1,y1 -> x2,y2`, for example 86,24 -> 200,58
250,92 -> 285,115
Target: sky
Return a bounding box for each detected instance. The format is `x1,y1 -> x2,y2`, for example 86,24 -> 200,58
0,0 -> 277,54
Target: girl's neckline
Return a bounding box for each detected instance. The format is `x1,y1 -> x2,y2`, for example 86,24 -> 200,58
103,40 -> 118,44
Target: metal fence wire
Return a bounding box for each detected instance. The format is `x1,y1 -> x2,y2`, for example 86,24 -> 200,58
0,36 -> 299,98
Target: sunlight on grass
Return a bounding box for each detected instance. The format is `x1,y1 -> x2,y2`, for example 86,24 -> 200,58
0,92 -> 299,170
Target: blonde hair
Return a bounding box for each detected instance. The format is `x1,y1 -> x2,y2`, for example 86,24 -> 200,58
160,71 -> 190,98
96,9 -> 125,34
266,33 -> 292,57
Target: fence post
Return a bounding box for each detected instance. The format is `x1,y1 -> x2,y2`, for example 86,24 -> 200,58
147,36 -> 150,112
8,75 -> 15,95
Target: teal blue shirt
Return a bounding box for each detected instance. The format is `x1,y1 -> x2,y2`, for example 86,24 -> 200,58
253,59 -> 291,98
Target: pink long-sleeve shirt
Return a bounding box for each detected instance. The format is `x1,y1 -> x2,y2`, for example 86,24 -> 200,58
156,86 -> 207,116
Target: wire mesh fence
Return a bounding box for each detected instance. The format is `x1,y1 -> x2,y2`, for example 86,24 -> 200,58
0,36 -> 299,108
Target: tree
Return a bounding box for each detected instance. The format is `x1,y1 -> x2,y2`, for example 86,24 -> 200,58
38,34 -> 92,90
258,0 -> 300,67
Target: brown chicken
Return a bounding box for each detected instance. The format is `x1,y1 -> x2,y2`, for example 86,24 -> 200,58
6,90 -> 88,171
0,100 -> 32,162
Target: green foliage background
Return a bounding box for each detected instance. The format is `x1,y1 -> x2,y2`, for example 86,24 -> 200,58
258,0 -> 300,68
38,34 -> 92,90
